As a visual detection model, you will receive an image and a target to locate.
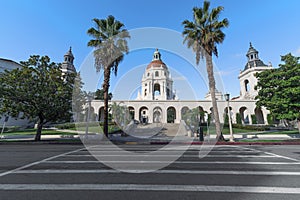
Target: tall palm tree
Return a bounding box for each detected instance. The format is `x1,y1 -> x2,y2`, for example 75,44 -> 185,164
182,1 -> 229,141
87,15 -> 130,137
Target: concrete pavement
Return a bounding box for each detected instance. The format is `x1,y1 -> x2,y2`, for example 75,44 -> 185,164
0,144 -> 300,199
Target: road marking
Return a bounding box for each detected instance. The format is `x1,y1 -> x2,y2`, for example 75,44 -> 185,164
235,146 -> 300,162
64,154 -> 276,158
44,160 -> 300,165
0,184 -> 300,194
0,147 -> 86,178
263,152 -> 300,162
13,169 -> 300,176
86,148 -> 258,152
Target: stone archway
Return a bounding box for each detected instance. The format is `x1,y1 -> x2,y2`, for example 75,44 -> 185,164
128,106 -> 135,120
181,106 -> 190,119
167,106 -> 176,123
98,106 -> 104,122
153,107 -> 162,123
239,107 -> 249,124
255,107 -> 264,124
139,106 -> 149,124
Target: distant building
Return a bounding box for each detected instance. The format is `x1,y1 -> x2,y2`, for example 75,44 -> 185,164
0,58 -> 31,127
0,48 -> 76,128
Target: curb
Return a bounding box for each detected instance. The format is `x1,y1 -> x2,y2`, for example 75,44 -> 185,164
149,141 -> 300,145
1,139 -> 300,146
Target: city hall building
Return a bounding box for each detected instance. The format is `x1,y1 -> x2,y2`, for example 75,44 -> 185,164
91,43 -> 272,125
0,43 -> 272,128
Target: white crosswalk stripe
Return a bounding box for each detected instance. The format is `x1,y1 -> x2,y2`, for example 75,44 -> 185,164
1,145 -> 300,195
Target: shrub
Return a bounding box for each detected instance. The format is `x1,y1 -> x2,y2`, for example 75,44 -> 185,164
236,113 -> 242,124
251,114 -> 257,124
267,114 -> 274,125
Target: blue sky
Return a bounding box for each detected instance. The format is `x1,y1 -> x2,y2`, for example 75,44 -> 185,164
1,0 -> 300,99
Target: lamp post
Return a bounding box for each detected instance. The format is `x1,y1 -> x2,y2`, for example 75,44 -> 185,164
85,93 -> 93,139
224,93 -> 234,142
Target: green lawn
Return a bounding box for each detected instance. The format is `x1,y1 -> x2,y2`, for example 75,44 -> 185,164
201,126 -> 298,135
2,129 -> 78,136
2,124 -> 120,136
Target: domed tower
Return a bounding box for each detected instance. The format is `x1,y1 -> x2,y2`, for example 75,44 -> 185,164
137,49 -> 175,100
61,47 -> 76,75
238,43 -> 272,100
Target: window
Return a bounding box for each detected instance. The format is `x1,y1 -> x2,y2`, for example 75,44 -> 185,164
244,79 -> 250,92
143,111 -> 146,114
144,89 -> 147,96
147,73 -> 150,77
155,71 -> 159,77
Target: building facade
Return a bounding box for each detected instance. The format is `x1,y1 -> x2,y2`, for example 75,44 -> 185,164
93,44 -> 271,125
0,48 -> 76,128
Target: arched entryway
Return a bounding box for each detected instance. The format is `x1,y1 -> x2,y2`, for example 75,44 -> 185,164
255,107 -> 264,124
98,106 -> 104,122
181,106 -> 190,119
153,107 -> 162,123
239,107 -> 249,124
128,106 -> 135,120
139,106 -> 149,124
167,106 -> 176,123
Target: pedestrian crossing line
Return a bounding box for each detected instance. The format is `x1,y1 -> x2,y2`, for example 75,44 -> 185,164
263,152 -> 300,162
0,147 -> 86,178
0,184 -> 300,194
234,146 -> 300,162
13,169 -> 300,176
43,160 -> 300,165
63,154 -> 277,158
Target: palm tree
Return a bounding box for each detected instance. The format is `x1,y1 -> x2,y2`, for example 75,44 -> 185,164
87,15 -> 130,137
182,1 -> 229,141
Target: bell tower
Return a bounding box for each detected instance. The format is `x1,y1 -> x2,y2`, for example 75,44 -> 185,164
137,49 -> 175,100
238,43 -> 272,100
61,47 -> 76,75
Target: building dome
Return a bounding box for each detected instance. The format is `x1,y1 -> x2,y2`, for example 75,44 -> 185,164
146,59 -> 167,69
146,48 -> 167,70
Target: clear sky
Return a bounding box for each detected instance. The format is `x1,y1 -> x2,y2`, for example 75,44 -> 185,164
1,0 -> 300,99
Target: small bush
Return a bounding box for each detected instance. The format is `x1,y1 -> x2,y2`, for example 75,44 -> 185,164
236,113 -> 242,124
251,114 -> 257,124
232,123 -> 270,131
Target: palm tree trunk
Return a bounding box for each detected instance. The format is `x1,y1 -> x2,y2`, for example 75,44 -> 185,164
103,67 -> 111,138
205,54 -> 223,140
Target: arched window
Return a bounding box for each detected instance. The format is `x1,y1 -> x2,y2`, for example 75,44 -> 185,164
155,71 -> 159,77
244,79 -> 250,92
154,83 -> 160,97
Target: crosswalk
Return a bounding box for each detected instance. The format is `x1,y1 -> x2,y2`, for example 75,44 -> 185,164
0,145 -> 300,198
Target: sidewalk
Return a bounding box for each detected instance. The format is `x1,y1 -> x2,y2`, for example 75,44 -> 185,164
1,129 -> 299,145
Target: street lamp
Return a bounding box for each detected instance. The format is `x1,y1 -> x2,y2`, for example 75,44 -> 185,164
224,93 -> 234,142
85,93 -> 93,139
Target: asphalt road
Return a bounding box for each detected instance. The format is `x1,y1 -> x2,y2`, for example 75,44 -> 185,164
0,143 -> 300,200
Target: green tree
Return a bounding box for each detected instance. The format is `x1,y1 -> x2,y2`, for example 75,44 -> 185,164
0,55 -> 75,141
72,73 -> 86,122
182,1 -> 229,140
95,88 -> 112,100
87,15 -> 130,137
255,53 -> 300,132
